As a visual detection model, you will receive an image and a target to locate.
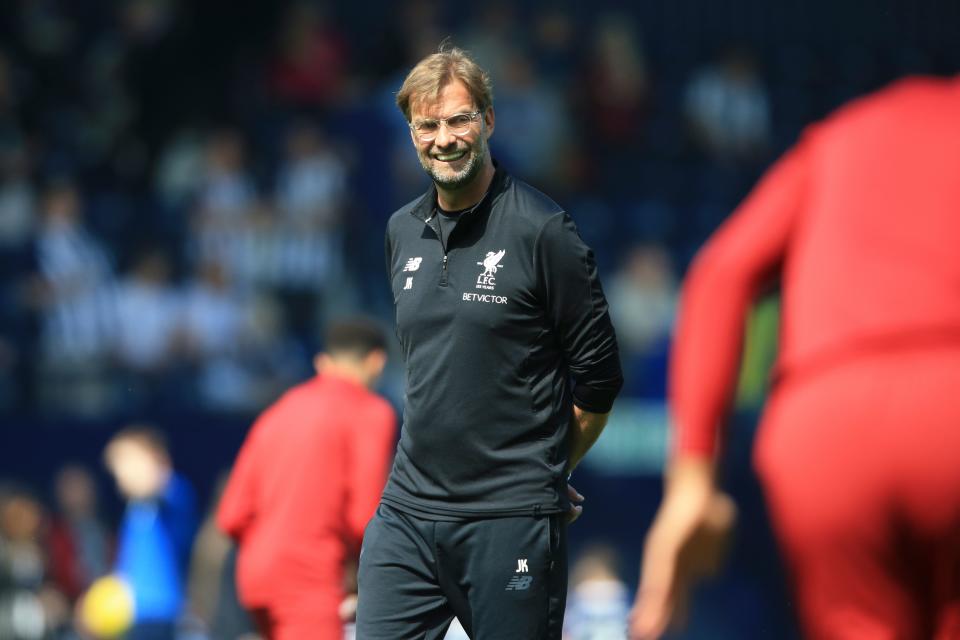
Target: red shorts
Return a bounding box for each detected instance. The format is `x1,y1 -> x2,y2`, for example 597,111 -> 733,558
755,347 -> 960,640
250,606 -> 343,640
246,587 -> 344,640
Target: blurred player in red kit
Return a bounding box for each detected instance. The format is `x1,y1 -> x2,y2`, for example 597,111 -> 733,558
631,75 -> 960,640
217,318 -> 397,640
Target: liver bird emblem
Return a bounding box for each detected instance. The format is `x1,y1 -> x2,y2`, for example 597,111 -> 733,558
477,250 -> 506,277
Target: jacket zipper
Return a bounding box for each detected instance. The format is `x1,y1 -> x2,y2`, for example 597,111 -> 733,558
425,213 -> 449,288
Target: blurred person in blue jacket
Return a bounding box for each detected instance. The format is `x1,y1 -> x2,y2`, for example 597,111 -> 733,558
104,426 -> 198,640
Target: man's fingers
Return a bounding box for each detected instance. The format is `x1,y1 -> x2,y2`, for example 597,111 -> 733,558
565,482 -> 585,523
629,587 -> 672,640
339,594 -> 358,622
630,528 -> 685,639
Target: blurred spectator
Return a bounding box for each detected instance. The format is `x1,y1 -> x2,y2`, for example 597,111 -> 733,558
195,129 -> 258,224
564,544 -> 631,640
273,121 -> 350,326
186,475 -> 256,639
34,181 -> 113,306
192,292 -> 306,413
530,7 -> 578,88
77,37 -> 138,181
180,261 -> 247,363
684,47 -> 771,162
36,182 -> 113,360
574,15 -> 651,189
33,181 -> 117,414
46,465 -> 110,604
104,426 -> 198,640
607,245 -> 677,355
208,547 -> 260,640
112,249 -> 181,374
0,144 -> 35,252
154,129 -> 206,211
189,126 -> 264,292
186,477 -> 231,630
489,47 -> 572,187
606,245 -> 677,398
268,2 -> 349,108
275,121 -> 348,231
0,485 -> 70,640
459,2 -> 521,83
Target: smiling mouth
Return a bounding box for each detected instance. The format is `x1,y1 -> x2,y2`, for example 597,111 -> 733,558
433,149 -> 468,162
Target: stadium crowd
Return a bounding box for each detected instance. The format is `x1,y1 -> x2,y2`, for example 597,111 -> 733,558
0,0 -> 956,638
3,0 -> 955,418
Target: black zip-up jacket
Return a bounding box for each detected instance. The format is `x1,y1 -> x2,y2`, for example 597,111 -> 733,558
382,166 -> 623,518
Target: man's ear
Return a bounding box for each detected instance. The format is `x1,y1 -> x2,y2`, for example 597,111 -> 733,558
365,349 -> 388,381
313,353 -> 328,375
483,106 -> 495,139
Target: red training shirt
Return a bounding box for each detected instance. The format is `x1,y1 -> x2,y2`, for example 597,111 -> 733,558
217,373 -> 396,608
672,75 -> 960,457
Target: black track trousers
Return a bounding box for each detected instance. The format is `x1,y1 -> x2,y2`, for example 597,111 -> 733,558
356,503 -> 568,639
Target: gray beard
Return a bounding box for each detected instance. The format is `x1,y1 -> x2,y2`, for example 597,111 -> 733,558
421,140 -> 487,191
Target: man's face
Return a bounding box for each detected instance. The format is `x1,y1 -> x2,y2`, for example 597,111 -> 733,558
105,441 -> 168,500
409,80 -> 493,191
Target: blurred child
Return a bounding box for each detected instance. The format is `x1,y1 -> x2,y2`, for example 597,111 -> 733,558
103,426 -> 198,640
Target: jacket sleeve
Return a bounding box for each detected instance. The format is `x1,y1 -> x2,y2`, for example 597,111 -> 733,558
671,136 -> 809,458
384,222 -> 394,289
344,399 -> 397,551
535,212 -> 623,413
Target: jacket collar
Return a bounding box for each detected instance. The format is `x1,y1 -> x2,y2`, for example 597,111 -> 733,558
409,161 -> 508,223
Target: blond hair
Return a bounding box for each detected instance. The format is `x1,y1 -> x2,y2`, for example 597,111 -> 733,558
396,45 -> 494,122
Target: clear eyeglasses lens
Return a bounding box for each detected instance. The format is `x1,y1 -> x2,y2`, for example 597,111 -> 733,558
414,112 -> 479,141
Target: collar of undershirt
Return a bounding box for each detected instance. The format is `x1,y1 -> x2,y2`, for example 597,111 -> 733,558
429,182 -> 493,229
436,194 -> 485,219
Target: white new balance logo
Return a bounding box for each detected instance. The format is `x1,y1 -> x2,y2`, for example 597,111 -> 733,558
403,257 -> 423,272
505,559 -> 532,590
505,575 -> 533,591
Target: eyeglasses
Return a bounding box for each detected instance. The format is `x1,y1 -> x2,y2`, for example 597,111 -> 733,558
410,111 -> 482,142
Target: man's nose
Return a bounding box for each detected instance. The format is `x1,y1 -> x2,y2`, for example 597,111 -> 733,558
434,123 -> 456,148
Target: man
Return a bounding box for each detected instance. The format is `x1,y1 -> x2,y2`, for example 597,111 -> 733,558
217,319 -> 397,640
47,465 -> 110,604
630,75 -> 960,640
104,426 -> 198,640
356,46 -> 623,639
